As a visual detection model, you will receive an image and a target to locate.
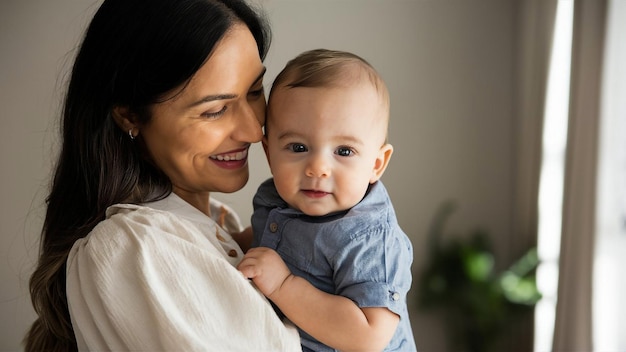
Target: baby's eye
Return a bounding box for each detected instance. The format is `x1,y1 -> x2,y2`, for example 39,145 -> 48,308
288,143 -> 308,153
336,146 -> 354,157
201,106 -> 227,119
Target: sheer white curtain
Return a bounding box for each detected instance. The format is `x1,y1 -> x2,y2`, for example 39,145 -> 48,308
513,0 -> 557,258
516,1 -> 620,350
513,2 -> 558,349
593,1 -> 626,350
534,1 -> 573,350
552,0 -> 607,350
513,1 -> 558,349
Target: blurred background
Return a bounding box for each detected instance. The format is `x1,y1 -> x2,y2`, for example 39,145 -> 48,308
1,0 -> 624,351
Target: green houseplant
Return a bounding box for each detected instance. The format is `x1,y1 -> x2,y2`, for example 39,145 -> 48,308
417,202 -> 541,352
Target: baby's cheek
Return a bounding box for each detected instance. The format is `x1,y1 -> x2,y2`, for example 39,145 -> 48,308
340,184 -> 369,209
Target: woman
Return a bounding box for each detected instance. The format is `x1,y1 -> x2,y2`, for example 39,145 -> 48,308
25,0 -> 301,350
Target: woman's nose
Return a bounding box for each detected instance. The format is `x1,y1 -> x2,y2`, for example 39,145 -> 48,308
305,154 -> 331,178
233,101 -> 264,143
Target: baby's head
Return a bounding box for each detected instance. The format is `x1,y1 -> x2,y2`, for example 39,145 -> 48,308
264,49 -> 393,216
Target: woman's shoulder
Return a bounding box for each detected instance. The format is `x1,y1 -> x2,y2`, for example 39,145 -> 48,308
68,203 -> 221,269
101,202 -> 200,242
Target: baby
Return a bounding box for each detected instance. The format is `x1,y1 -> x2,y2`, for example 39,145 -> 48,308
238,49 -> 416,351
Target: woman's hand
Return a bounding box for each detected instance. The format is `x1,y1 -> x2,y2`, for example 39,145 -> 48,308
237,247 -> 293,297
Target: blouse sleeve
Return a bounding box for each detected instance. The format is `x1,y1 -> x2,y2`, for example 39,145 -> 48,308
66,206 -> 301,351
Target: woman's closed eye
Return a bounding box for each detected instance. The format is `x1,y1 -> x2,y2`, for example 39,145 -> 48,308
201,106 -> 227,119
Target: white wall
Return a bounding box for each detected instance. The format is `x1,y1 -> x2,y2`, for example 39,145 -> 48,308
0,1 -> 101,350
0,0 -> 516,350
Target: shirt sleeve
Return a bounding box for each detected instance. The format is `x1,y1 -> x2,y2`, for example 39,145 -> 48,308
66,207 -> 301,351
330,225 -> 413,317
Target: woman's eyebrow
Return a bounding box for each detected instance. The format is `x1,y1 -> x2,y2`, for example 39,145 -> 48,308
187,67 -> 267,108
188,93 -> 237,108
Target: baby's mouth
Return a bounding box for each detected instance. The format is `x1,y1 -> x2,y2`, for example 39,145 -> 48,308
302,189 -> 330,198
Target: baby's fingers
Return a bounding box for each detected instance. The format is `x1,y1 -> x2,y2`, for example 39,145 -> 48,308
237,257 -> 260,279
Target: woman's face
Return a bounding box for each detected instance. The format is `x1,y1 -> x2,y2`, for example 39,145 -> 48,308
139,24 -> 266,207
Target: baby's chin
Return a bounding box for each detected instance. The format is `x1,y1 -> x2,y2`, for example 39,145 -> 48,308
293,203 -> 356,217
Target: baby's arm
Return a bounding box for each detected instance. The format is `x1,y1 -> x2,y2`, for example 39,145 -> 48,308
238,247 -> 399,351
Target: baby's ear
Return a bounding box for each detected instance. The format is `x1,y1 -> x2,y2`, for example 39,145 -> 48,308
370,143 -> 393,184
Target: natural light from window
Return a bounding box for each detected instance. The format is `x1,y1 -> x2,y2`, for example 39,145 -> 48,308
533,0 -> 574,351
594,1 -> 626,350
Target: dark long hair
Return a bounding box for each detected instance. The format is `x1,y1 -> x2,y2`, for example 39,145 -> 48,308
25,0 -> 270,350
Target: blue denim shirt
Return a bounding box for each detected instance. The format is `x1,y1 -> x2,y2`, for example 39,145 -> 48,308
251,179 -> 416,352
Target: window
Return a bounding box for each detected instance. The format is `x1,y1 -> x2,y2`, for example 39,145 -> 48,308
533,1 -> 574,351
593,1 -> 626,350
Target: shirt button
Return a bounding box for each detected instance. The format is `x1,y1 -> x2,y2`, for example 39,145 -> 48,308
228,249 -> 238,257
391,292 -> 400,301
269,222 -> 278,232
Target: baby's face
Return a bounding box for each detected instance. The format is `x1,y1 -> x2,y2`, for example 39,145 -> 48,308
265,82 -> 391,216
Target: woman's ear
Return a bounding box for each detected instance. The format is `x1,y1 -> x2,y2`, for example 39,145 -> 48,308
111,105 -> 139,137
370,143 -> 394,184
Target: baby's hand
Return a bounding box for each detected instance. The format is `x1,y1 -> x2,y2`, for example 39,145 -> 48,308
237,247 -> 292,298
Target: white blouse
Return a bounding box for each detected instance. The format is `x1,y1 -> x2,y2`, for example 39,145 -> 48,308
66,193 -> 301,351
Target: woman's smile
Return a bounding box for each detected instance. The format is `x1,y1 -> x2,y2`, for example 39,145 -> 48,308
209,147 -> 249,169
